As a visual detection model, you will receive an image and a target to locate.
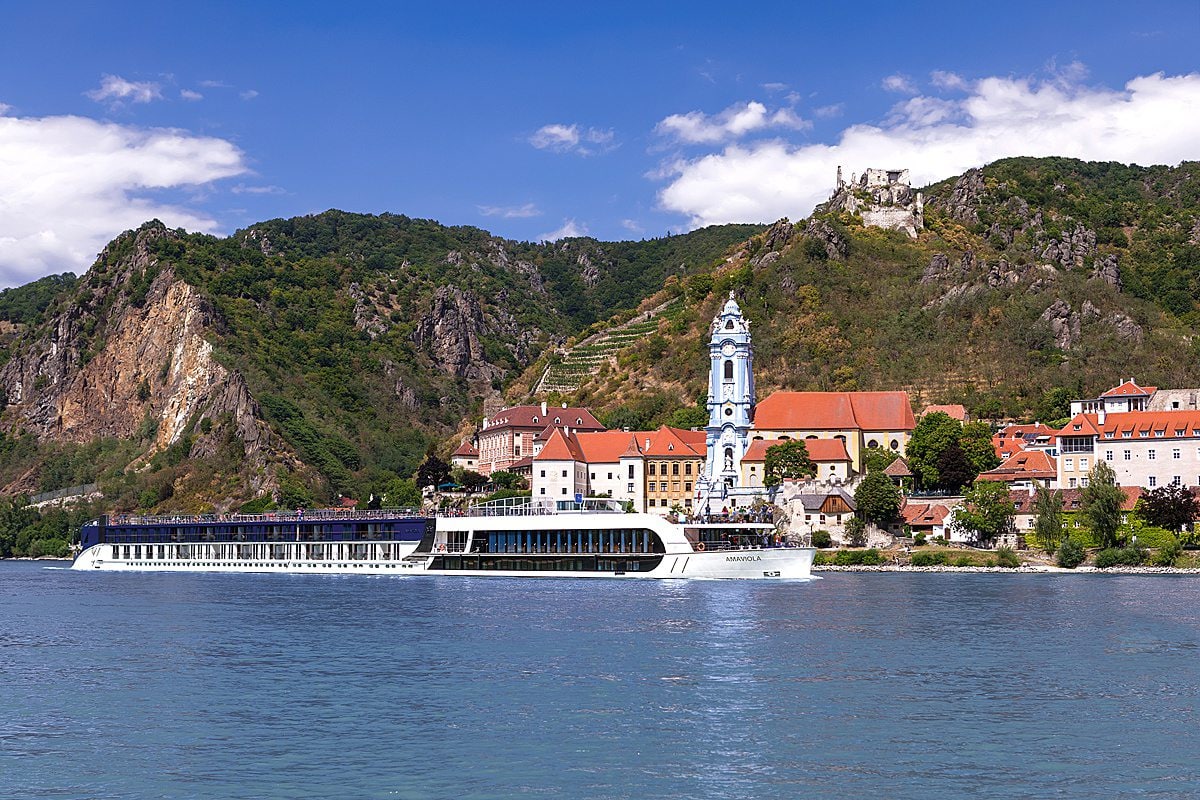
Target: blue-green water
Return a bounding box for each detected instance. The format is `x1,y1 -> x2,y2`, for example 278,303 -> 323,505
2,561 -> 1199,799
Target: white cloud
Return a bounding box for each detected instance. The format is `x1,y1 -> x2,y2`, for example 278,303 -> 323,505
528,123 -> 614,155
198,79 -> 229,89
930,70 -> 968,91
540,219 -> 587,241
655,100 -> 810,145
86,74 -> 163,105
813,103 -> 844,119
656,71 -> 1200,229
240,89 -> 259,100
0,111 -> 248,286
231,183 -> 285,195
881,73 -> 918,94
761,82 -> 788,93
620,219 -> 645,236
180,89 -> 203,101
478,202 -> 541,219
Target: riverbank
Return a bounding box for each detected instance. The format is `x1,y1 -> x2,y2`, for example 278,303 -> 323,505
813,564 -> 1200,574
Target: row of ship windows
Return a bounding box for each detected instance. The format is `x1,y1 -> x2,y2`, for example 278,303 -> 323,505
111,544 -> 405,560
116,562 -> 412,569
432,555 -> 652,572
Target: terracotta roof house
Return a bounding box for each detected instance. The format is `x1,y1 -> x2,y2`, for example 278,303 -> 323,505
450,440 -> 480,472
992,423 -> 1058,459
752,390 -> 916,475
921,404 -> 968,421
740,437 -> 853,486
901,501 -> 954,539
977,450 -> 1058,489
476,402 -> 604,475
1056,410 -> 1200,490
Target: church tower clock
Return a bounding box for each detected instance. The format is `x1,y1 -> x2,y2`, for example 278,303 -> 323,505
697,291 -> 755,509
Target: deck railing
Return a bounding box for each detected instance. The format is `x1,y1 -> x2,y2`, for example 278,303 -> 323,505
106,507 -> 423,527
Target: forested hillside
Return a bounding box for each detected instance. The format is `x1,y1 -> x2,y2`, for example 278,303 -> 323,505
536,157 -> 1200,430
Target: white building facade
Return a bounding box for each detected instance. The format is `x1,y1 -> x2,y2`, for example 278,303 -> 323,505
1057,410 -> 1200,489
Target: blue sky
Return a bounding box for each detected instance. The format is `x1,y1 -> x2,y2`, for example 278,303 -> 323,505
0,1 -> 1197,286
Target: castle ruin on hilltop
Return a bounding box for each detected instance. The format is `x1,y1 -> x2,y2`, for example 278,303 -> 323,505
822,166 -> 924,238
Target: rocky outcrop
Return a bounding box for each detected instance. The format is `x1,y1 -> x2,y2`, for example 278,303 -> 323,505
1090,254 -> 1122,290
1039,299 -> 1084,350
348,282 -> 387,339
1040,224 -> 1096,270
803,219 -> 849,260
941,168 -> 985,225
1105,311 -> 1143,343
750,219 -> 795,268
412,286 -> 498,380
577,252 -> 600,287
0,223 -> 284,498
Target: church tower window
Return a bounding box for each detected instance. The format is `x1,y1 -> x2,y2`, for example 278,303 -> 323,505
724,360 -> 734,380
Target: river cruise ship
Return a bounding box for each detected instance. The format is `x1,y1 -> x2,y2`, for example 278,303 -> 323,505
72,498 -> 814,580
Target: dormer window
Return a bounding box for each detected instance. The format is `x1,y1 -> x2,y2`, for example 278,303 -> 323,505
532,416 -> 538,424
1155,430 -> 1164,437
554,417 -> 561,424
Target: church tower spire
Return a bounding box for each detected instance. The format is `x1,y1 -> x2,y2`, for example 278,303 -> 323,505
698,291 -> 755,510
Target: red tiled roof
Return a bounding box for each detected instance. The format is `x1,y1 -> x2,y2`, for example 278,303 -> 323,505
977,450 -> 1057,482
992,423 -> 1057,458
451,440 -> 478,457
642,426 -> 706,458
1100,380 -> 1155,398
577,431 -> 654,463
1059,410 -> 1200,441
753,391 -> 915,432
535,428 -> 585,461
901,502 -> 950,526
922,404 -> 967,421
742,437 -> 850,462
882,457 -> 912,477
1009,486 -> 1143,515
484,405 -> 604,432
507,456 -> 534,471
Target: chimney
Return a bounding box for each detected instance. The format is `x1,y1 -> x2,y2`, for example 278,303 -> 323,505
540,401 -> 547,416
562,402 -> 567,408
645,438 -> 651,450
1098,410 -> 1106,425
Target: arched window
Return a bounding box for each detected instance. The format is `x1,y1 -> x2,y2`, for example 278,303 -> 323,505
725,319 -> 734,330
723,359 -> 734,380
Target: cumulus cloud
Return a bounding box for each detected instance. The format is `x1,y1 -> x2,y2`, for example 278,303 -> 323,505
86,74 -> 163,105
656,71 -> 1200,229
540,219 -> 588,241
930,70 -> 968,91
0,110 -> 248,286
240,89 -> 259,100
656,100 -> 810,145
478,202 -> 541,219
528,123 -> 614,155
180,89 -> 203,101
881,73 -> 918,94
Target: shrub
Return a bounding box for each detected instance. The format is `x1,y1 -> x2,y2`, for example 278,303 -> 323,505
1094,547 -> 1148,569
910,551 -> 948,567
953,555 -> 975,567
832,548 -> 884,566
811,530 -> 833,548
844,517 -> 868,547
813,551 -> 833,566
995,546 -> 1021,569
1153,539 -> 1183,567
912,532 -> 927,547
1056,537 -> 1086,569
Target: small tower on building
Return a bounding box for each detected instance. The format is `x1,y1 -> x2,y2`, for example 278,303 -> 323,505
697,291 -> 756,510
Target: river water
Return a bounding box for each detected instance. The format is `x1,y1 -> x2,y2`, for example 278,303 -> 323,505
2,561 -> 1198,799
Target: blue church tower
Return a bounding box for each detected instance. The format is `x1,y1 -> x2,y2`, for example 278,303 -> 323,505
698,291 -> 755,510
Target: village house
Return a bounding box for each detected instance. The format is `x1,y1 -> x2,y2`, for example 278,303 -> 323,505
739,437 -> 853,487
750,391 -> 917,475
474,402 -> 604,475
1056,409 -> 1200,490
450,441 -> 479,472
977,449 -> 1058,491
531,425 -> 706,514
992,423 -> 1058,460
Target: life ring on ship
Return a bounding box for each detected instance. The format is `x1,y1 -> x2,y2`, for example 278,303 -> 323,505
435,543 -> 447,552
695,542 -> 706,552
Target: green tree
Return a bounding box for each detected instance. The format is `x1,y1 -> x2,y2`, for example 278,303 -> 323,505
763,440 -> 816,487
953,481 -> 1015,547
844,516 -> 868,547
960,421 -> 1000,475
862,446 -> 899,474
383,477 -> 421,508
1137,482 -> 1199,531
935,440 -> 974,492
1081,461 -> 1125,548
1035,387 -> 1072,423
855,470 -> 901,526
1033,484 -> 1065,554
416,450 -> 451,490
906,411 -> 963,489
489,470 -> 526,490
